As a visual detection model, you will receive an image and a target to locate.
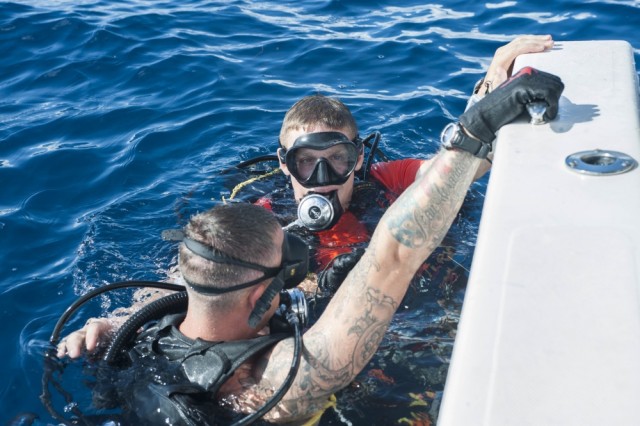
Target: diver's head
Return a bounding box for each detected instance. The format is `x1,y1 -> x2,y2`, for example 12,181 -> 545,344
278,95 -> 364,211
178,204 -> 308,333
279,128 -> 364,211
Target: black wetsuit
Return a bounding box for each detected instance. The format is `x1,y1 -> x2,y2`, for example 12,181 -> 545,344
95,313 -> 289,425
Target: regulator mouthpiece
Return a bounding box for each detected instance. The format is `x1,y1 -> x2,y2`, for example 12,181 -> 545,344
269,288 -> 309,333
297,191 -> 343,231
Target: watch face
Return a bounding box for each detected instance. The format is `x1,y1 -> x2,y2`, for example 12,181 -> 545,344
441,122 -> 458,147
439,122 -> 488,158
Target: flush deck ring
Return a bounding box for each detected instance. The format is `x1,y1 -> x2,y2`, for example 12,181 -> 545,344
565,149 -> 637,176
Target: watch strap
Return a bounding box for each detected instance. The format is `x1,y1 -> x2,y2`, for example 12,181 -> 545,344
441,122 -> 491,159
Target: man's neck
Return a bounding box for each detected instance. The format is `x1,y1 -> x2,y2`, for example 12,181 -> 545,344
179,309 -> 259,341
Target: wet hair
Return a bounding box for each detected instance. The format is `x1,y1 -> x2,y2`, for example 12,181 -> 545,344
279,94 -> 358,146
179,203 -> 281,304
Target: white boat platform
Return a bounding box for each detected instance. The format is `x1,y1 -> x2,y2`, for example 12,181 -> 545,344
439,40 -> 640,425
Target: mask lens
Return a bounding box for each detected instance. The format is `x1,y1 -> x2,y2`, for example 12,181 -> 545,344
287,143 -> 358,186
293,144 -> 355,179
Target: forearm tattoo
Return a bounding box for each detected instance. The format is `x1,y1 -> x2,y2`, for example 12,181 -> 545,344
267,250 -> 398,419
348,287 -> 397,365
261,151 -> 478,421
387,150 -> 476,249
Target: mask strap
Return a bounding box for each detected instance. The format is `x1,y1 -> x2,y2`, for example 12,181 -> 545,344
277,147 -> 287,163
164,229 -> 280,275
248,273 -> 285,329
163,229 -> 281,295
185,276 -> 272,295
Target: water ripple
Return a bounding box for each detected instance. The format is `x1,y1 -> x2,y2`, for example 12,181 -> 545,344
1,0 -> 638,424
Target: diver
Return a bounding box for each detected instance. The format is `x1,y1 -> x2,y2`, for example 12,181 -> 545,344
54,66 -> 564,425
254,35 -> 556,294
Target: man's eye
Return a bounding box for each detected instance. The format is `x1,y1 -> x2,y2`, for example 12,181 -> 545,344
297,157 -> 316,166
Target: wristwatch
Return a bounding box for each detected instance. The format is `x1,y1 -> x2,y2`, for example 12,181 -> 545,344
440,122 -> 491,159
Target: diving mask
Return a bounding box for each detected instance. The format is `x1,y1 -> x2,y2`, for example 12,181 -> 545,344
279,131 -> 363,188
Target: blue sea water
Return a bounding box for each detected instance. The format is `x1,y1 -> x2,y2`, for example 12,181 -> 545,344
1,0 -> 639,424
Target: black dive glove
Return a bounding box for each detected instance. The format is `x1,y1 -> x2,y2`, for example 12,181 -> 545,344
460,66 -> 565,144
318,248 -> 365,294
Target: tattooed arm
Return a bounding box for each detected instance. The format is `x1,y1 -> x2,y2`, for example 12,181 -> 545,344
257,148 -> 482,422
256,68 -> 563,421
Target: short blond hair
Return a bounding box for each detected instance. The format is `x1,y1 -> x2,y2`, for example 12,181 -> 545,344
279,94 -> 358,145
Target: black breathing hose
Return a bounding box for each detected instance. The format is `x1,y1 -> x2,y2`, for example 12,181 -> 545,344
103,288 -> 303,426
232,315 -> 302,426
49,280 -> 186,346
103,291 -> 189,364
50,280 -> 304,426
362,131 -> 383,181
44,281 -> 185,426
103,289 -> 303,425
220,154 -> 280,174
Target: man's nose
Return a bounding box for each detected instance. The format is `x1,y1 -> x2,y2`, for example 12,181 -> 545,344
314,160 -> 329,185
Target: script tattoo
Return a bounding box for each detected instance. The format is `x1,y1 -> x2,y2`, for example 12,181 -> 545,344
387,151 -> 476,249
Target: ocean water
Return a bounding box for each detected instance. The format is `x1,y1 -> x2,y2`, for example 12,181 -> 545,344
1,0 -> 639,424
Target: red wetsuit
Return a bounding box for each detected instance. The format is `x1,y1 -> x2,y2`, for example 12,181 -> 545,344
256,159 -> 423,271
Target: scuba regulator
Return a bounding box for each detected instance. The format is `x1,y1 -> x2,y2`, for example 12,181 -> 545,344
296,190 -> 343,231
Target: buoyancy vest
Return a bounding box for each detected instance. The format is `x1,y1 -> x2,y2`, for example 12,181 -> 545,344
97,313 -> 290,426
312,180 -> 396,269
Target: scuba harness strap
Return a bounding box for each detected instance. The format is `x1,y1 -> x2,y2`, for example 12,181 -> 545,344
129,312 -> 290,395
47,281 -> 307,426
